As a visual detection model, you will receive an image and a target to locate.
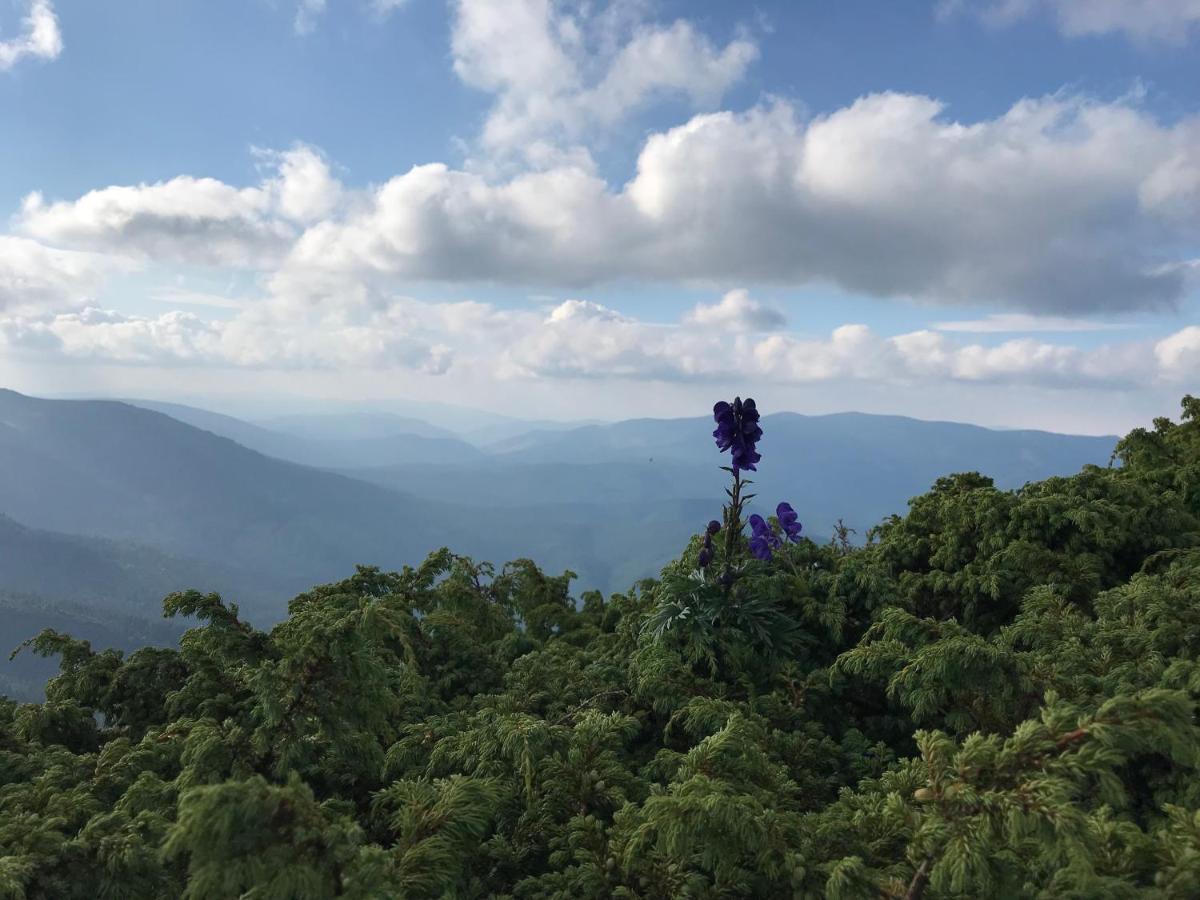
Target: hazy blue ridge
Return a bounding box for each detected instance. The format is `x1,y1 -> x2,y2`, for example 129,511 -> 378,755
0,388 -> 1117,688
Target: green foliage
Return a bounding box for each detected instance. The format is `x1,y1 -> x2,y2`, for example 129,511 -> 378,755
163,774 -> 361,899
1,396 -> 1199,898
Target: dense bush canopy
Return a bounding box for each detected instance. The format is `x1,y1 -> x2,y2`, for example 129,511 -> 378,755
2,397 -> 1199,898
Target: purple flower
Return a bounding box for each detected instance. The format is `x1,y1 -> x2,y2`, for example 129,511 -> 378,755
706,520 -> 722,536
712,397 -> 763,473
776,502 -> 803,543
748,513 -> 781,561
748,534 -> 772,561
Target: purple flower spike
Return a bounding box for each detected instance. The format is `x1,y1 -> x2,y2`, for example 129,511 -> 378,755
776,502 -> 803,543
712,397 -> 763,473
697,547 -> 713,568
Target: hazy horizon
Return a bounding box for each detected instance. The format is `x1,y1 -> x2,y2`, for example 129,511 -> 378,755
6,385 -> 1133,439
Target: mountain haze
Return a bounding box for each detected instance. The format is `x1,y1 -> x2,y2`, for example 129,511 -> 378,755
127,400 -> 484,468
0,391 -> 461,597
0,389 -> 1118,675
0,391 -> 702,612
357,411 -> 1119,539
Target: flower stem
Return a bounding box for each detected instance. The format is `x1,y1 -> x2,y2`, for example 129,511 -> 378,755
722,469 -> 743,586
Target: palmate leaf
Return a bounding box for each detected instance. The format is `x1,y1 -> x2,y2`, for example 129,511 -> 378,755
644,596 -> 700,641
722,591 -> 799,654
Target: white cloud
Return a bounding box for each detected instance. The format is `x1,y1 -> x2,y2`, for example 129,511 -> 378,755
4,276 -> 1189,397
19,179 -> 289,267
0,0 -> 61,71
684,289 -> 786,332
546,298 -> 631,324
258,144 -> 344,224
0,236 -> 123,315
0,299 -> 455,372
628,94 -> 1199,310
37,308 -> 225,364
286,161 -> 633,283
946,0 -> 1200,43
282,93 -> 1200,312
12,90 -> 1200,313
502,308 -> 1168,389
450,0 -> 757,164
18,145 -> 338,267
1155,325 -> 1200,379
17,90 -> 1200,312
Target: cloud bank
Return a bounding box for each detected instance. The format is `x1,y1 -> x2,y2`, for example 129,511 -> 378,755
14,93 -> 1200,313
1,274 -> 1196,395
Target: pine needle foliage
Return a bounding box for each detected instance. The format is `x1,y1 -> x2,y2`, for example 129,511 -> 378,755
1,396 -> 1199,897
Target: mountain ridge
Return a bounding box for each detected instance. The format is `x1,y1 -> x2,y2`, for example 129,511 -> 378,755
0,388 -> 1118,625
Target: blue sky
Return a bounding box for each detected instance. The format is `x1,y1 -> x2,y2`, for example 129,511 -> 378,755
1,0 -> 1198,432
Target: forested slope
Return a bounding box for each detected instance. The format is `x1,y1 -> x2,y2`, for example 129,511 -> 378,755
1,397 -> 1198,898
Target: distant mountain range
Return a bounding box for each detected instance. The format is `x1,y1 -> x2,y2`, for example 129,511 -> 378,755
0,388 -> 1118,696
127,400 -> 486,468
125,394 -> 1121,542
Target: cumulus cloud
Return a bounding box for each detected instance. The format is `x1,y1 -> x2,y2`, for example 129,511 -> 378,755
450,0 -> 757,164
258,144 -> 343,223
18,145 -> 338,267
503,304 -> 1170,389
684,289 -> 787,332
12,92 -> 1200,312
944,0 -> 1200,43
27,307 -> 225,364
280,93 -> 1200,312
286,161 -> 633,283
1155,325 -> 1200,379
0,0 -> 61,71
546,298 -> 631,324
630,94 -> 1198,310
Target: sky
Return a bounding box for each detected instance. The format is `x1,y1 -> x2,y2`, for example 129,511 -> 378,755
0,0 -> 1198,434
